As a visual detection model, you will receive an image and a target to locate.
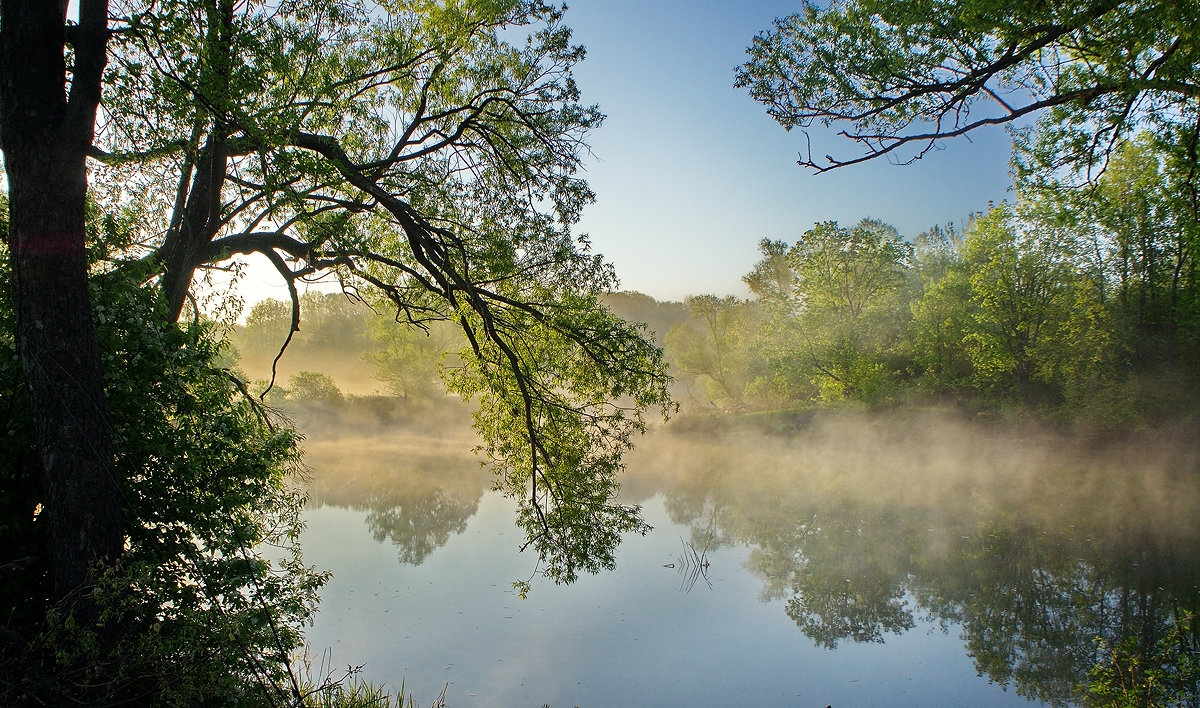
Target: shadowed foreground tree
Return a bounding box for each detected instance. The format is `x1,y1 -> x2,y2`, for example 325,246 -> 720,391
0,0 -> 122,619
1,219 -> 326,704
1,0 -> 672,701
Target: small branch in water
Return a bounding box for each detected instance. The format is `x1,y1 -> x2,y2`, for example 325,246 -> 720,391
668,537 -> 712,593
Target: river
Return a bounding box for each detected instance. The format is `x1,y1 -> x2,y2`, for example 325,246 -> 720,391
294,406 -> 1200,707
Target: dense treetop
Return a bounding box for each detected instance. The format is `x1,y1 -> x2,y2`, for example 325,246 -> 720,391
736,0 -> 1200,182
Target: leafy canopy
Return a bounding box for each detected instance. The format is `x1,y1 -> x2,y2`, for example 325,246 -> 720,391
736,0 -> 1200,180
1,243 -> 325,704
91,0 -> 674,583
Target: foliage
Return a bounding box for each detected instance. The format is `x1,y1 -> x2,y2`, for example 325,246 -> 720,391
365,315 -> 459,400
242,297 -> 295,355
300,674 -> 426,708
728,0 -> 1200,420
0,261 -> 325,704
1069,135 -> 1200,368
96,0 -> 609,321
907,225 -> 975,392
737,0 -> 1200,180
664,222 -> 927,409
1085,612 -> 1200,707
743,238 -> 794,301
443,291 -> 673,586
286,370 -> 346,405
599,290 -> 689,344
663,140 -> 1200,420
665,295 -> 761,409
87,0 -> 674,586
760,219 -> 913,403
239,293 -> 375,359
957,203 -> 1082,400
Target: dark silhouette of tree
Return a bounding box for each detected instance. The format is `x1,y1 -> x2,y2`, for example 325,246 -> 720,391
0,2 -> 672,699
0,0 -> 122,615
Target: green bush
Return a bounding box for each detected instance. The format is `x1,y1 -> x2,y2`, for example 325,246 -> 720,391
287,370 -> 345,405
0,269 -> 327,705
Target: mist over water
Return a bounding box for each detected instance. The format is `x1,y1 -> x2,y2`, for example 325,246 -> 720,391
624,410 -> 1200,543
294,402 -> 1200,706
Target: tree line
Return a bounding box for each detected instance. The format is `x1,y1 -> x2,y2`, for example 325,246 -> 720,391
666,135 -> 1200,425
239,137 -> 1200,428
709,0 -> 1200,430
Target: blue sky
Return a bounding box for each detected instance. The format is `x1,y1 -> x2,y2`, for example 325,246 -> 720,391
563,0 -> 1015,301
232,1 -> 1017,309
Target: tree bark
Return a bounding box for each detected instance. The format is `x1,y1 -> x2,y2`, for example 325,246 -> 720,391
160,136 -> 229,321
0,0 -> 122,607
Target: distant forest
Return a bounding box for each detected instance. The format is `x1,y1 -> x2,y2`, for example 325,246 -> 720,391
238,137 -> 1199,431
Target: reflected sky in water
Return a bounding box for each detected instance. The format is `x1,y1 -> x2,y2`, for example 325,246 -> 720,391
298,411 -> 1200,707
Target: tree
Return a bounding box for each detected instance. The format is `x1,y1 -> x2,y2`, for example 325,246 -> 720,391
1,0 -> 673,697
773,219 -> 912,401
1,257 -> 325,703
909,259 -> 975,392
0,0 -> 123,618
367,314 -> 459,400
906,222 -> 971,390
1086,613 -> 1200,708
1086,136 -> 1200,365
241,297 -> 292,355
957,203 -> 1090,401
599,291 -> 689,345
91,1 -> 672,581
665,295 -> 760,409
284,370 -> 345,405
238,292 -> 375,374
743,238 -> 794,301
736,0 -> 1200,180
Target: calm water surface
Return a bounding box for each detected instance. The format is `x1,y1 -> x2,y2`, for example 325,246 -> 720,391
297,411 -> 1200,707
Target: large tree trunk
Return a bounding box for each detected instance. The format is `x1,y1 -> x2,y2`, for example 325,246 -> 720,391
0,0 -> 122,607
160,0 -> 236,322
160,136 -> 229,321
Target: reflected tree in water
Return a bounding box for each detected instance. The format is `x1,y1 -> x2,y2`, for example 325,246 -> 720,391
774,509 -> 917,649
305,439 -> 490,566
635,417 -> 1200,706
365,487 -> 479,566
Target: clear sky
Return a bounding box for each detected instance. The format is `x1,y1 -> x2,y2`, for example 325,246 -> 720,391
232,0 -> 1017,309
562,0 -> 1015,301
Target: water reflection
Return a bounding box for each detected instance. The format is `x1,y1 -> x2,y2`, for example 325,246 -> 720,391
626,413 -> 1200,706
302,410 -> 1200,706
303,434 -> 489,565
